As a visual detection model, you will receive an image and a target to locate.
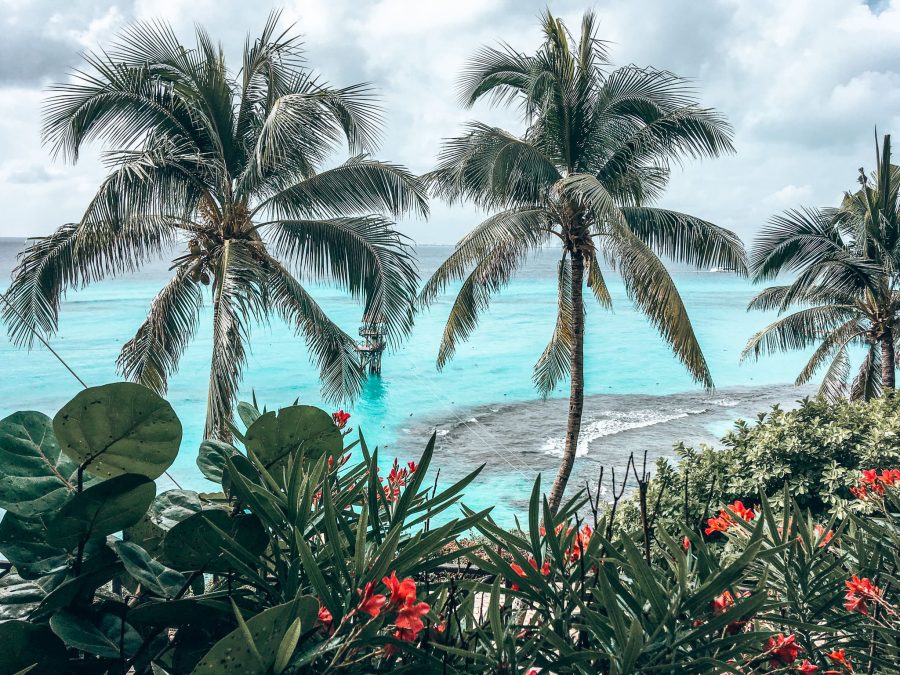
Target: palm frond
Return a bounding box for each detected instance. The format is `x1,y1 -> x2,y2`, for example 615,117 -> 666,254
586,252 -> 612,309
426,123 -> 560,209
257,156 -> 428,220
419,208 -> 549,307
606,232 -> 713,388
264,257 -> 365,403
795,318 -> 866,386
818,347 -> 850,402
621,207 -> 747,274
533,255 -> 575,396
116,267 -> 204,394
741,306 -> 858,361
747,285 -> 858,313
851,344 -> 882,401
435,237 -> 531,369
267,216 -> 419,343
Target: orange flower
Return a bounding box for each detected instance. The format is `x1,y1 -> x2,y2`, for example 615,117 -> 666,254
705,500 -> 754,535
332,410 -> 351,428
357,581 -> 387,618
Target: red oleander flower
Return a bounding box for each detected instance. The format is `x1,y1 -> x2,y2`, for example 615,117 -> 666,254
565,524 -> 593,562
509,562 -> 527,591
843,576 -> 882,615
827,649 -> 851,671
851,468 -> 900,501
797,659 -> 819,673
766,633 -> 801,667
407,461 -> 418,473
383,571 -> 417,607
332,410 -> 351,429
318,604 -> 333,630
395,600 -> 431,636
814,524 -> 834,547
712,590 -> 735,615
529,557 -> 551,576
728,500 -> 755,521
682,536 -> 691,551
357,582 -> 387,618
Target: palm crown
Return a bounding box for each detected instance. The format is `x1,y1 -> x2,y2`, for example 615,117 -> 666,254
744,134 -> 900,400
421,10 -> 745,509
2,14 -> 428,439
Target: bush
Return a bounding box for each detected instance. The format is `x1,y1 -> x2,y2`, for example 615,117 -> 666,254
617,393 -> 900,538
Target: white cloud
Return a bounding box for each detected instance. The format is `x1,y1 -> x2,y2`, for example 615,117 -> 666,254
0,0 -> 899,247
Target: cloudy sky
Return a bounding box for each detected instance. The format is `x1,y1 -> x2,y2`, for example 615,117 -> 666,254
0,0 -> 898,245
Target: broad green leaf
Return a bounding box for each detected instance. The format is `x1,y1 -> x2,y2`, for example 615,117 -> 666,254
0,571 -> 65,620
237,401 -> 262,429
0,620 -> 68,675
49,609 -> 141,659
114,540 -> 186,598
0,411 -> 78,518
128,596 -> 234,626
191,598 -> 317,674
163,510 -> 266,572
244,405 -> 341,476
197,440 -> 240,483
0,511 -> 67,579
46,474 -> 156,550
53,382 -> 182,480
124,489 -> 203,556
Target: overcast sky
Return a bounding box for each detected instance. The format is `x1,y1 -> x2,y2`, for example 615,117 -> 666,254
0,0 -> 898,245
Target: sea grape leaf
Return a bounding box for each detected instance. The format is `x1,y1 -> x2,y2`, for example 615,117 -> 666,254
0,511 -> 67,579
0,411 -> 78,518
163,510 -> 266,572
197,440 -> 240,483
35,546 -> 121,617
0,620 -> 68,675
0,571 -> 66,620
114,540 -> 186,598
49,609 -> 141,659
191,597 -> 319,674
47,473 -> 156,550
53,382 -> 182,480
128,596 -> 234,626
244,405 -> 341,476
124,489 -> 203,556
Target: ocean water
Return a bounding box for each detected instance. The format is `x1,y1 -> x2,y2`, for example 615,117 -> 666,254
0,238 -> 816,523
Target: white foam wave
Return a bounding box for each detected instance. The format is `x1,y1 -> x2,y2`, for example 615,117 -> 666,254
540,408 -> 702,458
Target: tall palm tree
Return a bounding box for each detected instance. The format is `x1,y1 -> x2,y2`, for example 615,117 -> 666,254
744,134 -> 900,400
420,10 -> 745,511
2,14 -> 428,440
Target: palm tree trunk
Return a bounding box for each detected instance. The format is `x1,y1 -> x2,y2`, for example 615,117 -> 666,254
549,248 -> 585,512
882,326 -> 895,392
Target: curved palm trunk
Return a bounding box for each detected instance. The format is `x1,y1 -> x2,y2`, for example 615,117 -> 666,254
882,326 -> 895,392
549,249 -> 585,512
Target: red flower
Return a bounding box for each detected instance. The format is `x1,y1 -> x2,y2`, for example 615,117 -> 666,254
332,410 -> 351,429
383,571 -> 417,607
827,649 -> 852,671
682,536 -> 691,551
357,582 -> 387,618
843,576 -> 882,616
851,467 -> 900,500
797,659 -> 819,673
705,501 -> 754,535
565,524 -> 593,562
814,524 -> 834,547
711,590 -> 750,634
318,604 -> 333,631
766,633 -> 801,667
407,461 -> 418,473
395,600 -> 431,636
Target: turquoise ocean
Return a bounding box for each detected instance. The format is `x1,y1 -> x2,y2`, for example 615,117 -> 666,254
0,238 -> 816,523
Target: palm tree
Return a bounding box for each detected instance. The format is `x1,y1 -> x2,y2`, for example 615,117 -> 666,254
420,10 -> 745,510
744,134 -> 900,400
2,14 -> 428,440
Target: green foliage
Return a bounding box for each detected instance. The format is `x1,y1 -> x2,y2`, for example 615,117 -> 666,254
618,393 -> 900,538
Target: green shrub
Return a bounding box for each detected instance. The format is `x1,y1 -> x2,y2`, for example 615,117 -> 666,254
617,393 -> 900,538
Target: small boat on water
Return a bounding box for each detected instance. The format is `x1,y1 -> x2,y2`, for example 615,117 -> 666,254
708,266 -> 735,273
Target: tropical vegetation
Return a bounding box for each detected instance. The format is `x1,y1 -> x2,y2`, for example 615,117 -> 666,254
1,382 -> 898,673
0,13 -> 427,440
744,134 -> 900,401
420,9 -> 746,510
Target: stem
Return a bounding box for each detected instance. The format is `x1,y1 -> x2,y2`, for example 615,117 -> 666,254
882,326 -> 895,391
